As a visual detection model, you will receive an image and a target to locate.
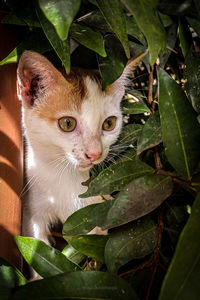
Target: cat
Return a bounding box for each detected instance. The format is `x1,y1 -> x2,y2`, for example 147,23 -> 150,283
17,50 -> 145,245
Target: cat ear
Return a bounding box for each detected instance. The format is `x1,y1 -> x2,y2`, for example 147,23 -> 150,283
17,51 -> 60,108
105,50 -> 148,98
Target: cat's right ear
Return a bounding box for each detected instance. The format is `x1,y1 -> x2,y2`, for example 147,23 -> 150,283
17,51 -> 60,108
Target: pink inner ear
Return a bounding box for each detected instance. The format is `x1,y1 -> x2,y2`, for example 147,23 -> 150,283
18,68 -> 41,107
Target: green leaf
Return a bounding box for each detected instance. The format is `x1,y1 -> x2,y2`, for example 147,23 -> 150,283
70,23 -> 106,57
0,258 -> 27,286
12,271 -> 139,300
62,245 -> 86,265
103,174 -> 173,229
36,7 -> 70,72
80,159 -> 154,198
159,193 -> 200,300
0,30 -> 51,66
122,0 -> 166,65
178,18 -> 192,58
122,100 -> 150,115
98,35 -> 127,90
2,12 -> 41,27
105,219 -> 158,273
63,200 -> 113,236
125,15 -> 146,46
66,235 -> 109,263
96,0 -> 130,58
159,23 -> 177,67
184,53 -> 200,113
14,236 -> 80,278
137,111 -> 162,154
117,124 -> 143,146
158,69 -> 200,180
39,0 -> 81,41
77,9 -> 111,32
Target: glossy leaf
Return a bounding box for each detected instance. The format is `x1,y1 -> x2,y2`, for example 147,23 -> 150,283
37,7 -> 70,72
184,53 -> 200,113
159,193 -> 200,300
158,69 -> 200,180
66,235 -> 109,262
12,271 -> 139,300
137,111 -> 162,154
62,245 -> 86,265
103,174 -> 173,229
122,0 -> 166,65
0,31 -> 51,66
105,219 -> 157,273
80,159 -> 154,198
98,35 -> 127,90
70,23 -> 106,57
0,258 -> 27,286
63,200 -> 114,236
122,101 -> 150,115
96,0 -> 130,58
14,236 -> 80,278
39,0 -> 81,41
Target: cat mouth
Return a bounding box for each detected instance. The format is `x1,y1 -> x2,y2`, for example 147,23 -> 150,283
79,162 -> 93,169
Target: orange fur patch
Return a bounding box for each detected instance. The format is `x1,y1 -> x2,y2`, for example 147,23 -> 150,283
35,68 -> 101,122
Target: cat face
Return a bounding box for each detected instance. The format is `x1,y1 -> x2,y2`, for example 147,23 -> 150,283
17,51 -> 145,170
17,52 -> 124,170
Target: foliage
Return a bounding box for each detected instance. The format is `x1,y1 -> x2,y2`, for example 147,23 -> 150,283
1,0 -> 200,299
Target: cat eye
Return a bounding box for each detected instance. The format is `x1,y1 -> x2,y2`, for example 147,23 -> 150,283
58,117 -> 77,132
102,116 -> 117,131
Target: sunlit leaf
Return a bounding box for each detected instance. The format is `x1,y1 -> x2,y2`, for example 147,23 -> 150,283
12,271 -> 139,300
66,235 -> 109,262
62,245 -> 86,265
158,69 -> 200,179
122,101 -> 150,114
0,258 -> 27,286
159,193 -> 200,300
14,236 -> 80,278
39,0 -> 81,41
37,7 -> 70,71
0,30 -> 51,66
105,219 -> 157,273
96,0 -> 130,58
122,0 -> 166,65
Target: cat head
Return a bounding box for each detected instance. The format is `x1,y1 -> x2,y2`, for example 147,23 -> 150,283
17,51 -> 145,171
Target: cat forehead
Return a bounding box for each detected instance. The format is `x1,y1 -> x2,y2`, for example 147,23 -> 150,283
36,71 -> 113,121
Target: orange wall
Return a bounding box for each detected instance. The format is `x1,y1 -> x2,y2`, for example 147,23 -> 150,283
0,15 -> 23,269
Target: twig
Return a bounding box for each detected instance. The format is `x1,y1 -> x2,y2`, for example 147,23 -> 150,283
145,206 -> 164,300
148,66 -> 154,107
154,147 -> 163,170
119,261 -> 152,278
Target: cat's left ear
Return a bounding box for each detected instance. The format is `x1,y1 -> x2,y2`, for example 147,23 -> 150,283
17,51 -> 62,108
105,50 -> 148,98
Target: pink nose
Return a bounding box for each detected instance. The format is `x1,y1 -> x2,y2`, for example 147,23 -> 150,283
85,151 -> 102,162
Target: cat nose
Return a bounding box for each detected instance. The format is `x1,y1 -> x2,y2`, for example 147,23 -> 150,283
85,151 -> 102,162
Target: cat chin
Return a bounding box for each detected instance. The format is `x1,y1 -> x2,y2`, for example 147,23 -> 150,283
78,163 -> 93,172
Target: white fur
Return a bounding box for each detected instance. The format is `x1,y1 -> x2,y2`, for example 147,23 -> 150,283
22,75 -> 123,244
